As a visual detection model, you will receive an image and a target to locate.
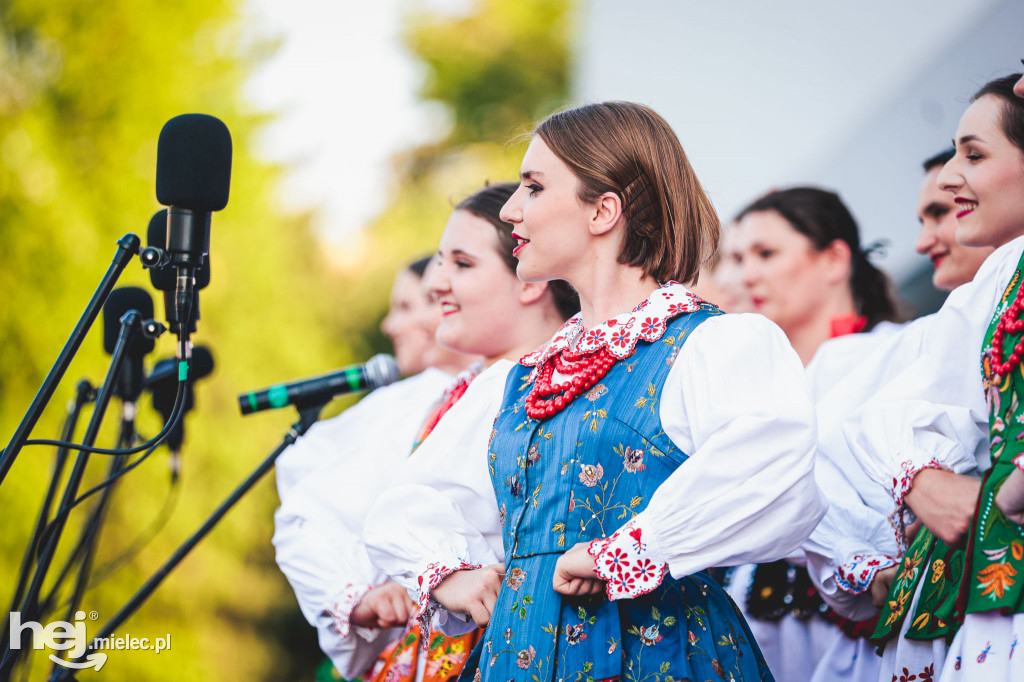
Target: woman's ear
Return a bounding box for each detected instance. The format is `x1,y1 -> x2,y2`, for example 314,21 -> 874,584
519,280 -> 550,306
822,239 -> 853,284
589,192 -> 623,237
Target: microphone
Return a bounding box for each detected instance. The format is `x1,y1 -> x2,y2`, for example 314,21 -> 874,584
153,114 -> 231,344
237,354 -> 399,416
149,346 -> 215,482
102,287 -> 157,403
147,209 -> 210,337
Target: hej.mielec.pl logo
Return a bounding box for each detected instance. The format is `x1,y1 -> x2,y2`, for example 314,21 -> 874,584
9,610 -> 172,671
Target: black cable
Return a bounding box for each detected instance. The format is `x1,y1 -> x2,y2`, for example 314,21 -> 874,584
19,346 -> 192,457
63,481 -> 180,603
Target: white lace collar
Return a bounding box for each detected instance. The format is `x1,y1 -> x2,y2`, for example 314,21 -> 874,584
521,282 -> 702,367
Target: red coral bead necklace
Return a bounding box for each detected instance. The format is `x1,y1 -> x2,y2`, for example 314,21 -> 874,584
990,278 -> 1024,378
525,346 -> 616,420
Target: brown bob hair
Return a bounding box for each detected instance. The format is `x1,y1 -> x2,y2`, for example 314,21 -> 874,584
532,101 -> 720,284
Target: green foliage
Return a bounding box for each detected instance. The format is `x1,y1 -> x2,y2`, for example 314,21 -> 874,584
0,0 -> 337,678
0,0 -> 571,679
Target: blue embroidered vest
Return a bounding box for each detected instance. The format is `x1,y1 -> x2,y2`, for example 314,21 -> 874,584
462,304 -> 772,682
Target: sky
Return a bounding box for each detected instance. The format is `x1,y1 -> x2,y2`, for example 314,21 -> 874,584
242,0 -> 458,244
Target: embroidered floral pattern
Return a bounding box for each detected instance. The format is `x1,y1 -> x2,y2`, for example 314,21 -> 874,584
416,559 -> 482,643
328,582 -> 376,638
588,519 -> 668,600
892,458 -> 948,508
506,567 -> 527,591
621,446 -> 646,473
519,282 -> 701,369
579,463 -> 604,487
515,646 -> 536,670
834,553 -> 898,595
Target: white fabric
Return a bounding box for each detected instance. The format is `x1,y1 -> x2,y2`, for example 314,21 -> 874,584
364,301 -> 826,632
273,368 -> 451,678
843,235 -> 1024,502
803,324 -> 912,623
723,563 -> 844,682
941,613 -> 1024,681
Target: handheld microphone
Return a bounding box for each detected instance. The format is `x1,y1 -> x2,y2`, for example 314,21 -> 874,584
237,354 -> 399,416
102,287 -> 157,403
147,209 -> 210,337
154,114 -> 231,345
149,346 -> 215,482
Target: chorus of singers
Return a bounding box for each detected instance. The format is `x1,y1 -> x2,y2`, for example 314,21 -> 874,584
272,69 -> 1024,682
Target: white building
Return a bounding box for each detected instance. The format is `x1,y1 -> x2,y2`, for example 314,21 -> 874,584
573,0 -> 1023,312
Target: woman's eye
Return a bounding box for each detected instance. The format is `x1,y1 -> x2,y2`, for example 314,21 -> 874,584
455,259 -> 472,269
966,153 -> 983,161
527,183 -> 542,197
758,249 -> 774,259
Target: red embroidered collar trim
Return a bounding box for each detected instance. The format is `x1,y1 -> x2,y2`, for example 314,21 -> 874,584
520,282 -> 702,367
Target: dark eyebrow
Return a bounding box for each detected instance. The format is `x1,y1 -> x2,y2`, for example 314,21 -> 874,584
954,134 -> 983,147
520,170 -> 545,181
920,202 -> 950,219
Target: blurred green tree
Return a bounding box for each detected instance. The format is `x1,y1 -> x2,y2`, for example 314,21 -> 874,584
0,0 -> 571,678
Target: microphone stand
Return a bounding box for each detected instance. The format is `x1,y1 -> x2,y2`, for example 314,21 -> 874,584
3,381 -> 96,644
0,233 -> 140,488
0,312 -> 143,678
48,402 -> 328,681
45,405 -> 137,628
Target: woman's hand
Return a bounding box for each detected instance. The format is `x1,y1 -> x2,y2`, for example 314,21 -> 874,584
553,542 -> 605,596
903,469 -> 980,547
995,468 -> 1024,525
869,565 -> 898,609
431,564 -> 505,627
350,582 -> 417,629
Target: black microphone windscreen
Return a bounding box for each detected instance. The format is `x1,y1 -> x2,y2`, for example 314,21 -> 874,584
102,287 -> 156,356
155,114 -> 232,211
189,346 -> 215,381
147,209 -> 210,291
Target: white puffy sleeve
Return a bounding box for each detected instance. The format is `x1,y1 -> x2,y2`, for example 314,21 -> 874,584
801,456 -> 898,620
842,237 -> 1024,507
363,361 -> 511,634
797,332 -> 909,619
272,370 -> 449,676
590,313 -> 826,599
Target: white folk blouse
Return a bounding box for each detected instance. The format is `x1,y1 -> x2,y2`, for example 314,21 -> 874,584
364,288 -> 826,632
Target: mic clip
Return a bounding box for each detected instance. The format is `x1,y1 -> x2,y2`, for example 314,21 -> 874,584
142,319 -> 167,340
139,246 -> 171,270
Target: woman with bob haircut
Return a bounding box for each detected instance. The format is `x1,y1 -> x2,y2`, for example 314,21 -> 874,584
366,101 -> 825,682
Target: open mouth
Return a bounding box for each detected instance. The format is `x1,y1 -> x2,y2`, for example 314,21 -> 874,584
954,198 -> 977,219
439,301 -> 459,316
930,252 -> 947,268
511,232 -> 530,256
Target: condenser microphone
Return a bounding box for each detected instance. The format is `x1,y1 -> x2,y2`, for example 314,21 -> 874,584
146,209 -> 210,336
237,354 -> 399,416
154,114 -> 231,343
102,287 -> 157,403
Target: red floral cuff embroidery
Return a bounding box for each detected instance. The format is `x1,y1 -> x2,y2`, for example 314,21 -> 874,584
834,554 -> 898,595
329,583 -> 376,638
415,559 -> 481,643
892,458 -> 949,508
589,519 -> 668,600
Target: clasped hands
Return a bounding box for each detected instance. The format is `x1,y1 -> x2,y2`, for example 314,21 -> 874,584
431,543 -> 604,627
